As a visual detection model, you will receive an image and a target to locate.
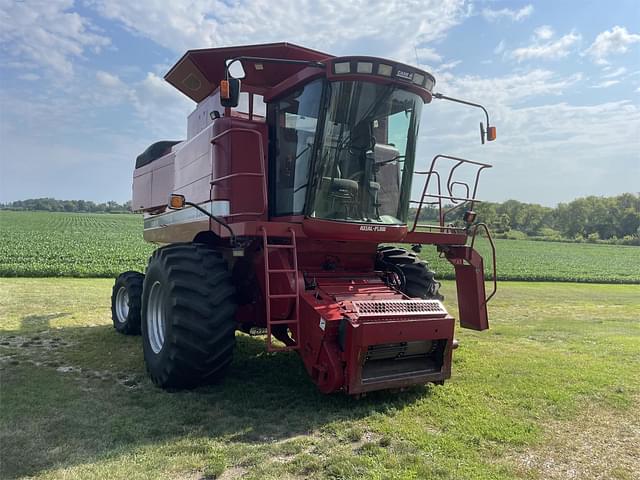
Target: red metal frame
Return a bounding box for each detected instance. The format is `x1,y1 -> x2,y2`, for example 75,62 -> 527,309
210,128 -> 267,217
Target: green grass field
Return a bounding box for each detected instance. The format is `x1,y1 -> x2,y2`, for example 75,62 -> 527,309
1,279 -> 638,479
1,211 -> 639,283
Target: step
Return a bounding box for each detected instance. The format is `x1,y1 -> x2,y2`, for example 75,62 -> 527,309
268,293 -> 298,299
269,319 -> 299,325
267,269 -> 297,274
265,243 -> 295,250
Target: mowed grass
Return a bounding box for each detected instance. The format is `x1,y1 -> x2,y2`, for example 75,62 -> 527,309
1,210 -> 640,283
1,279 -> 638,480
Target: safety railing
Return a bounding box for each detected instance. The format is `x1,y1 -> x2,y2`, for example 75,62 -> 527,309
410,154 -> 492,234
210,128 -> 267,218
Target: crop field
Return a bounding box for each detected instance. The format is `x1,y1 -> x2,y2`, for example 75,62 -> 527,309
1,210 -> 639,283
0,211 -> 154,277
1,279 -> 638,479
423,237 -> 640,284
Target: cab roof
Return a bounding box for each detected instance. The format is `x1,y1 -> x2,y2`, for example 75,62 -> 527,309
165,42 -> 333,102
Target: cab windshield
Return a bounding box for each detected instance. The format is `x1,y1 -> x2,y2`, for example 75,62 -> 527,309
307,81 -> 422,224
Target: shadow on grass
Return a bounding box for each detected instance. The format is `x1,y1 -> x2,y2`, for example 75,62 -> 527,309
0,317 -> 433,478
20,312 -> 71,328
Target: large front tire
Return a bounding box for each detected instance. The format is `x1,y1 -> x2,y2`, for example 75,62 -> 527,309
141,243 -> 237,389
376,246 -> 442,299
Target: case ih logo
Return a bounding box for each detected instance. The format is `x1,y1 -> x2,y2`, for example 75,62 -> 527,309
359,225 -> 387,232
396,70 -> 413,81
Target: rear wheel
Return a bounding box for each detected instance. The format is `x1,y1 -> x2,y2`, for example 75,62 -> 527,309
376,246 -> 442,299
111,271 -> 144,335
141,243 -> 237,389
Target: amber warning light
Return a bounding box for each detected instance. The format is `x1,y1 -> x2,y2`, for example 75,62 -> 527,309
487,126 -> 497,142
220,79 -> 230,100
168,194 -> 186,210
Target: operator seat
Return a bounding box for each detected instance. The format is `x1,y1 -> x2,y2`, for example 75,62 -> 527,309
317,177 -> 359,218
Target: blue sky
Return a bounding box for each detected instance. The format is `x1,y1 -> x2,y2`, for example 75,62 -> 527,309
0,0 -> 638,206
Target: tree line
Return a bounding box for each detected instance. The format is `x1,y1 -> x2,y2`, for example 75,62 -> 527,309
0,198 -> 132,213
3,194 -> 639,243
413,192 -> 639,244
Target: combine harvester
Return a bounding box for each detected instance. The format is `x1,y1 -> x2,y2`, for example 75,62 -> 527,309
111,43 -> 497,395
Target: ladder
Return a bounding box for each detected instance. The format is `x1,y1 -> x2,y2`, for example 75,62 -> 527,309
260,227 -> 300,352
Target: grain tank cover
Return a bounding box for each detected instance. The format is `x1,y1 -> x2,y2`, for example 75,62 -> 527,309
165,42 -> 333,102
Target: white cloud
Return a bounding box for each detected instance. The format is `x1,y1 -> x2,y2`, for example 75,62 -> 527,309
482,4 -> 533,22
96,70 -> 125,89
0,0 -> 110,77
87,0 -> 467,64
132,72 -> 192,129
94,70 -> 192,136
441,69 -> 583,106
591,79 -> 620,89
494,40 -> 505,55
533,25 -> 554,40
602,67 -> 627,79
437,60 -> 461,71
511,31 -> 581,62
415,47 -> 442,64
585,26 -> 640,64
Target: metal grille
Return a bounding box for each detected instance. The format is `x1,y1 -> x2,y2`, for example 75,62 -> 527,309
352,299 -> 447,318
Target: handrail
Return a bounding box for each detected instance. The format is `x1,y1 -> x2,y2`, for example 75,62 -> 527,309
410,154 -> 492,234
448,181 -> 470,203
470,222 -> 497,304
210,128 -> 267,218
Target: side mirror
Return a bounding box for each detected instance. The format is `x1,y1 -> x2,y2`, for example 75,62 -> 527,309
480,122 -> 497,144
220,78 -> 241,108
168,193 -> 186,210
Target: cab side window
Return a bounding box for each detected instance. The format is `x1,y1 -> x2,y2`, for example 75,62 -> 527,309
270,79 -> 323,216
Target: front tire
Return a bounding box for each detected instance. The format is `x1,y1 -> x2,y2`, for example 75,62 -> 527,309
376,246 -> 442,299
141,243 -> 237,389
111,271 -> 144,335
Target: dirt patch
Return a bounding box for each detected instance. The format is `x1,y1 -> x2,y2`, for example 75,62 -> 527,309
0,333 -> 73,367
510,399 -> 640,480
0,332 -> 141,389
351,430 -> 382,452
216,466 -> 247,479
0,333 -> 72,351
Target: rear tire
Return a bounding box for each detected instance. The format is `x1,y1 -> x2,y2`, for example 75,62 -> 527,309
141,243 -> 237,389
376,246 -> 442,299
111,271 -> 144,335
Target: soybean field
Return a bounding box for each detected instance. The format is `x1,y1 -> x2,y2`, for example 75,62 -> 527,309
425,236 -> 640,284
0,211 -> 639,283
0,211 -> 154,277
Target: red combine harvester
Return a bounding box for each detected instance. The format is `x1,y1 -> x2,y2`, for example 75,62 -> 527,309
111,43 -> 497,395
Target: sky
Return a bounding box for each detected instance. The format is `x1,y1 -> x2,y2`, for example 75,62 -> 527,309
0,0 -> 639,206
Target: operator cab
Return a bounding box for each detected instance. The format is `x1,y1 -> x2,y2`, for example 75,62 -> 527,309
268,61 -> 429,228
